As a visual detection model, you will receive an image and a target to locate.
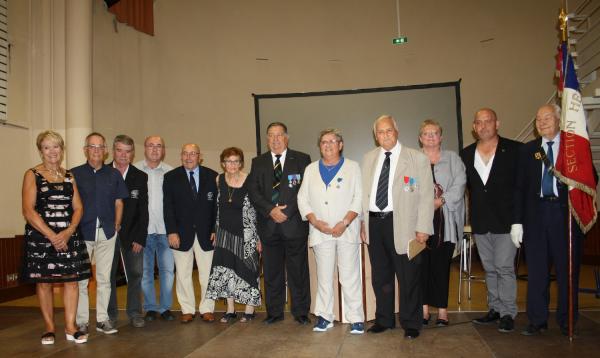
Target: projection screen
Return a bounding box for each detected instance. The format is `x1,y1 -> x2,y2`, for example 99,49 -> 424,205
253,81 -> 463,163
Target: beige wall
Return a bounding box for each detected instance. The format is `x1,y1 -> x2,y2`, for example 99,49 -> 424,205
2,0 -> 561,236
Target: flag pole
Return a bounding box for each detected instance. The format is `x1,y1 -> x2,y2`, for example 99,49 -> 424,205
558,7 -> 574,341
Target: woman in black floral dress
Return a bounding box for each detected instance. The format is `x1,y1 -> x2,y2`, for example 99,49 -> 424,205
206,147 -> 261,323
22,131 -> 91,344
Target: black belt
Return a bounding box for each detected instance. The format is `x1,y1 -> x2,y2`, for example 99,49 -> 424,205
369,211 -> 393,219
539,196 -> 559,202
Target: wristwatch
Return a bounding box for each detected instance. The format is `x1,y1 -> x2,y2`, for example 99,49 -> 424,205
440,197 -> 446,205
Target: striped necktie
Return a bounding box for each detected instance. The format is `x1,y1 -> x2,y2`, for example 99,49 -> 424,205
272,154 -> 283,204
189,170 -> 197,199
375,152 -> 392,210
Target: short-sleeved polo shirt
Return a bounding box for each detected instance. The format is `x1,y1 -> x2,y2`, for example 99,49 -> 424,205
71,162 -> 129,241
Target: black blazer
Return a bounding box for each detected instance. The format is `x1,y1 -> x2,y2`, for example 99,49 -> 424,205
247,149 -> 311,239
113,163 -> 149,247
163,165 -> 218,251
460,136 -> 521,234
513,138 -> 570,225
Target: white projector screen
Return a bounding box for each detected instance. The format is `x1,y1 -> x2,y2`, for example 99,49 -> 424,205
253,81 -> 463,163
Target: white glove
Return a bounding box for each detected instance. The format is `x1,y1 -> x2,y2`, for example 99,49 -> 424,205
510,224 -> 523,248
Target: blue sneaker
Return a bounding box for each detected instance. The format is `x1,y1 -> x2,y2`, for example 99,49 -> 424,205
313,316 -> 333,332
350,322 -> 364,334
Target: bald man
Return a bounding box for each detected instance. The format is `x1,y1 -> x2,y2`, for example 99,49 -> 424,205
460,108 -> 521,333
163,143 -> 218,323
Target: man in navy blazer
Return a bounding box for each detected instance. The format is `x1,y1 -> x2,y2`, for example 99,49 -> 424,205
107,135 -> 149,328
163,143 -> 218,323
247,122 -> 312,325
512,104 -> 585,336
460,108 -> 521,333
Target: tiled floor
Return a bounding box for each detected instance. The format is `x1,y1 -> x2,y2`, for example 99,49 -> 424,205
1,262 -> 599,357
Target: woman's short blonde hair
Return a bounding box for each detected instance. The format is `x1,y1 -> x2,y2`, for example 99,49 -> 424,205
36,130 -> 65,151
419,119 -> 443,136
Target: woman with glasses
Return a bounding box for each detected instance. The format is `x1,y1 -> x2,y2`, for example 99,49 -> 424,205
297,129 -> 364,334
206,147 -> 261,323
22,130 -> 91,344
418,119 -> 466,326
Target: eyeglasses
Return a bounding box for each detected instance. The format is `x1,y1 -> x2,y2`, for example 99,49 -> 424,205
145,144 -> 164,149
421,131 -> 440,137
267,133 -> 286,139
320,139 -> 340,145
223,160 -> 241,165
86,144 -> 106,150
182,151 -> 199,157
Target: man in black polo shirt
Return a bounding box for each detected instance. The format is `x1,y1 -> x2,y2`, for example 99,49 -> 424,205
72,132 -> 129,335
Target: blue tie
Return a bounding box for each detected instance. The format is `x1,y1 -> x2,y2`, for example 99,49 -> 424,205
542,141 -> 554,197
189,170 -> 197,199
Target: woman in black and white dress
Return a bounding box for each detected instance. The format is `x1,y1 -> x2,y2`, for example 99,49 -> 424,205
22,130 -> 91,344
206,147 -> 261,323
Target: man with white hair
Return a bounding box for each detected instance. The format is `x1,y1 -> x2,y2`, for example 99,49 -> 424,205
513,104 -> 585,336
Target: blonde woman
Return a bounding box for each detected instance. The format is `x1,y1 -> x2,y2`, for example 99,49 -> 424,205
22,131 -> 91,344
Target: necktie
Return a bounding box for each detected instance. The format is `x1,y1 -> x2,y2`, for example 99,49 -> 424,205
542,141 -> 554,197
189,170 -> 197,199
272,154 -> 283,204
375,152 -> 392,210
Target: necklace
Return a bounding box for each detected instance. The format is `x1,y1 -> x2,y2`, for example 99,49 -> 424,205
225,173 -> 242,203
43,165 -> 63,181
227,185 -> 235,203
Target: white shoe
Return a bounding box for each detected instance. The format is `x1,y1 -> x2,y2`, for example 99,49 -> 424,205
66,331 -> 88,344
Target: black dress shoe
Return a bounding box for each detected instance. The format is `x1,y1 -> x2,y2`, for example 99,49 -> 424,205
520,323 -> 548,336
145,311 -> 158,321
263,315 -> 284,324
294,315 -> 310,325
367,323 -> 392,333
161,310 -> 175,321
472,309 -> 500,325
404,328 -> 420,339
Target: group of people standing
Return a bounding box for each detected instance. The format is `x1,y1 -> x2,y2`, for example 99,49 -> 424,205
21,105 -> 585,345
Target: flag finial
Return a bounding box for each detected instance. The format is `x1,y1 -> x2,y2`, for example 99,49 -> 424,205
559,8 -> 568,42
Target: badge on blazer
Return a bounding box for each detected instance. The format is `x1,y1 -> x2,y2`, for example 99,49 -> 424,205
130,189 -> 139,199
288,174 -> 301,188
403,176 -> 418,192
207,192 -> 214,201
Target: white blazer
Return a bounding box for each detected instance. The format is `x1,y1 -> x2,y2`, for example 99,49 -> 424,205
298,158 -> 362,247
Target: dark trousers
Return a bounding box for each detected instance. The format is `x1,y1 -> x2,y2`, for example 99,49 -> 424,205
525,200 -> 583,328
368,215 -> 422,330
108,236 -> 144,320
262,230 -> 310,317
421,241 -> 455,308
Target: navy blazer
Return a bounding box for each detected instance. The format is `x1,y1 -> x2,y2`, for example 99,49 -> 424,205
460,136 -> 521,234
163,165 -> 218,251
111,163 -> 149,247
247,149 -> 311,239
513,138 -> 572,229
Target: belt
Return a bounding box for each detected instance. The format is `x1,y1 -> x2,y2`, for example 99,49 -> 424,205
369,211 -> 393,219
539,196 -> 559,202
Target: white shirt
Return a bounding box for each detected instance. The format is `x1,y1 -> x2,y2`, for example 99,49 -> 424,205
271,149 -> 287,170
541,133 -> 560,197
369,141 -> 401,212
134,159 -> 174,234
474,150 -> 495,185
112,162 -> 129,180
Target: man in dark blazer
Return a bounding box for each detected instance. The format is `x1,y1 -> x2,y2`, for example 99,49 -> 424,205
163,143 -> 218,323
460,108 -> 521,333
247,122 -> 312,325
107,135 -> 149,328
513,104 -> 585,336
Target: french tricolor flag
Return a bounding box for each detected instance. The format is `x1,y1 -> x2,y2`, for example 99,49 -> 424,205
554,42 -> 597,233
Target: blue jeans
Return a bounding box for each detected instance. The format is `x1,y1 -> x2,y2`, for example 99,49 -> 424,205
142,233 -> 175,313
